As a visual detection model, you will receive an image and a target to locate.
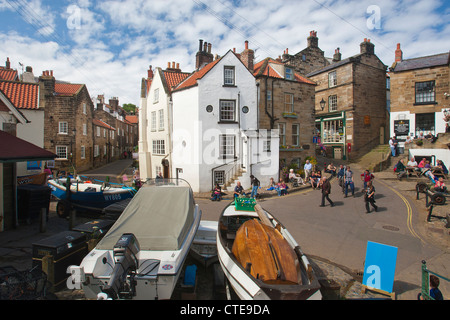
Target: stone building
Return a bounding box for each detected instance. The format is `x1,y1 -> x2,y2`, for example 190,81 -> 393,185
39,70 -> 95,173
253,56 -> 316,169
305,39 -> 388,160
92,118 -> 116,168
389,44 -> 449,143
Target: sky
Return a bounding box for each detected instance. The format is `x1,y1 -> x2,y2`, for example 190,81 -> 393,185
0,0 -> 449,107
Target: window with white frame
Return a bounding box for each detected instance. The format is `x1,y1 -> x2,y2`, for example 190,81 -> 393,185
104,145 -> 107,156
263,140 -> 271,152
58,122 -> 68,134
415,81 -> 435,104
214,171 -> 225,185
151,111 -> 156,131
96,126 -> 100,137
111,131 -> 114,139
278,123 -> 286,146
152,140 -> 165,155
292,123 -> 300,146
267,90 -> 272,101
219,100 -> 235,122
154,88 -> 159,103
285,67 -> 294,80
219,135 -> 235,158
322,120 -> 344,143
104,129 -> 106,138
284,93 -> 294,113
155,166 -> 162,177
56,146 -> 68,159
224,66 -> 235,86
83,103 -> 87,114
94,145 -> 99,157
83,123 -> 87,135
81,146 -> 86,159
328,71 -> 337,87
328,95 -> 338,112
158,109 -> 164,130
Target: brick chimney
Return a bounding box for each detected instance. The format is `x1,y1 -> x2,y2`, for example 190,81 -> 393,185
333,48 -> 342,62
395,43 -> 403,62
148,65 -> 154,79
240,40 -> 254,72
5,57 -> 10,69
38,70 -> 55,96
196,39 -> 214,70
166,61 -> 181,72
307,31 -> 318,48
360,38 -> 375,55
109,97 -> 119,111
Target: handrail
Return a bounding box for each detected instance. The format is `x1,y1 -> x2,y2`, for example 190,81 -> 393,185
211,158 -> 238,190
421,260 -> 449,300
224,160 -> 241,188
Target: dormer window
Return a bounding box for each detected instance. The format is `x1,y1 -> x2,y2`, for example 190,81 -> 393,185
224,66 -> 235,86
285,67 -> 294,80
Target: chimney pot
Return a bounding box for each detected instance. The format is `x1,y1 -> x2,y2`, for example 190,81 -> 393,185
245,40 -> 249,50
208,43 -> 211,54
395,43 -> 403,62
6,57 -> 10,69
176,63 -> 180,69
168,62 -> 171,68
172,61 -> 175,68
199,39 -> 203,52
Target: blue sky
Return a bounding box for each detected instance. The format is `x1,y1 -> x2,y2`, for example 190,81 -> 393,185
0,0 -> 449,106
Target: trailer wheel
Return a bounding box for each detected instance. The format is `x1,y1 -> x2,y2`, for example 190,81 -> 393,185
56,201 -> 68,218
431,193 -> 447,206
416,182 -> 428,193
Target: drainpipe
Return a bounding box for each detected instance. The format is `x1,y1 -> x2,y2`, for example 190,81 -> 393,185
264,76 -> 275,129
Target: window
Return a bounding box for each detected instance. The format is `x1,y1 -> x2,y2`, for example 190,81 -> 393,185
263,140 -> 271,152
155,166 -> 162,177
278,123 -> 286,146
292,124 -> 300,146
328,71 -> 337,87
302,54 -> 306,61
153,88 -> 159,103
415,113 -> 435,136
111,131 -> 114,140
328,95 -> 338,112
285,67 -> 294,80
214,171 -> 225,185
224,66 -> 235,86
152,140 -> 165,155
56,146 -> 68,159
322,120 -> 344,143
83,123 -> 87,135
415,81 -> 435,104
158,109 -> 164,130
94,145 -> 99,157
219,135 -> 235,158
267,90 -> 272,101
284,93 -> 294,113
151,111 -> 156,131
104,145 -> 107,156
83,103 -> 87,114
104,129 -> 106,138
58,122 -> 68,134
219,100 -> 236,122
96,126 -> 100,137
81,146 -> 86,159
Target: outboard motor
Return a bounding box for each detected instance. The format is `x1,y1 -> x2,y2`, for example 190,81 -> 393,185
98,233 -> 140,300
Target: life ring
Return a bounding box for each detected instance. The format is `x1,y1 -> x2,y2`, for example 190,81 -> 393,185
85,180 -> 92,183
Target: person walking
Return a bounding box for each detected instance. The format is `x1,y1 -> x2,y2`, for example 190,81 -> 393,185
344,166 -> 355,197
389,137 -> 396,157
319,176 -> 335,207
304,160 -> 312,182
250,175 -> 260,199
364,181 -> 378,213
360,169 -> 375,190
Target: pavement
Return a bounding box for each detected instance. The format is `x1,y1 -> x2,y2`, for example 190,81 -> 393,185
0,157 -> 448,300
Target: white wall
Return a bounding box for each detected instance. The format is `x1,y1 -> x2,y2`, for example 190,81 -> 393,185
409,149 -> 450,167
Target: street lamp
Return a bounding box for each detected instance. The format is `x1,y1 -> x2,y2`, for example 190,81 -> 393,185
320,98 -> 326,111
71,128 -> 77,174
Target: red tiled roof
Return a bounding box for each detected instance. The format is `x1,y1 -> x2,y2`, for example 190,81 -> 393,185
0,67 -> 18,81
174,59 -> 222,91
254,58 -> 315,85
125,115 -> 138,124
93,119 -> 116,131
0,80 -> 39,110
54,83 -> 83,96
163,70 -> 191,93
0,130 -> 56,162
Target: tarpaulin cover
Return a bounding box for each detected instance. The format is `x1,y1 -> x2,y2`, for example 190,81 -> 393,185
96,186 -> 195,251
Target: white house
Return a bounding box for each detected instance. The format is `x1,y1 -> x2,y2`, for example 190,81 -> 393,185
138,63 -> 190,181
170,49 -> 279,193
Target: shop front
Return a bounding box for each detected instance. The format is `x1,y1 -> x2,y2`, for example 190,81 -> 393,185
315,111 -> 346,160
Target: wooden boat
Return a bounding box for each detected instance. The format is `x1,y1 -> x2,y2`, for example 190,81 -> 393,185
217,198 -> 322,300
48,177 -> 136,217
69,179 -> 202,300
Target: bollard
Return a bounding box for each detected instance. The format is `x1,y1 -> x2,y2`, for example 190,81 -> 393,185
40,208 -> 47,233
69,209 -> 77,230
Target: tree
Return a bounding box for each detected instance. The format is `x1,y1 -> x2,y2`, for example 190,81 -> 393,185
123,103 -> 137,114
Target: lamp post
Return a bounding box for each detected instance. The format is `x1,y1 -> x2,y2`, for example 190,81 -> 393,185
71,128 -> 77,176
320,98 -> 326,111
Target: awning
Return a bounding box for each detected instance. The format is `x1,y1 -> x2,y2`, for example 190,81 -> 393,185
0,130 -> 56,163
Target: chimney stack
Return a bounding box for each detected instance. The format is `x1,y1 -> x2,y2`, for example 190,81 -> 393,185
39,69 -> 56,96
240,40 -> 254,73
333,48 -> 342,62
148,65 -> 153,79
5,57 -> 10,69
196,39 -> 214,69
307,30 -> 318,48
395,43 -> 403,62
360,38 -> 375,55
22,66 -> 36,83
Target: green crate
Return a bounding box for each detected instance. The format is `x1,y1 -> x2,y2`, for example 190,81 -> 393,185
234,197 -> 256,211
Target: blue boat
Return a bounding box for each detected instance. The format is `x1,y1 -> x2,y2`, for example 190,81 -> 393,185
48,177 -> 137,218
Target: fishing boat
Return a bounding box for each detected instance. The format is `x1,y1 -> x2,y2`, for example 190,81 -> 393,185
217,198 -> 322,300
47,176 -> 136,217
68,179 -> 202,300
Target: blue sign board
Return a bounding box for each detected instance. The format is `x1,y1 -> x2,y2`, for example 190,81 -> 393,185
362,241 -> 398,293
27,161 -> 41,171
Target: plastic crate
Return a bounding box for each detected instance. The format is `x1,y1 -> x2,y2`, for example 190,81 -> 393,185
234,197 -> 256,211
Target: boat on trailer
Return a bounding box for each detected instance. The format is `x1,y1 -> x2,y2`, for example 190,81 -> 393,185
48,176 -> 136,217
217,198 -> 322,300
68,179 -> 202,300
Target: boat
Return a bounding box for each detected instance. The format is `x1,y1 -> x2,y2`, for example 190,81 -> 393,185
68,179 -> 202,300
190,220 -> 218,268
216,198 -> 322,300
47,176 -> 136,217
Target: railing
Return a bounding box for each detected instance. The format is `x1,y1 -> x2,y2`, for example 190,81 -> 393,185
211,158 -> 239,190
223,160 -> 242,188
420,260 -> 449,300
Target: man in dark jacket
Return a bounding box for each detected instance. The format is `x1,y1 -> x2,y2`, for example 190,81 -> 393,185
320,176 -> 335,207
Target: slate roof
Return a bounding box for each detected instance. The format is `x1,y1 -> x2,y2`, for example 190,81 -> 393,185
392,52 -> 449,72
